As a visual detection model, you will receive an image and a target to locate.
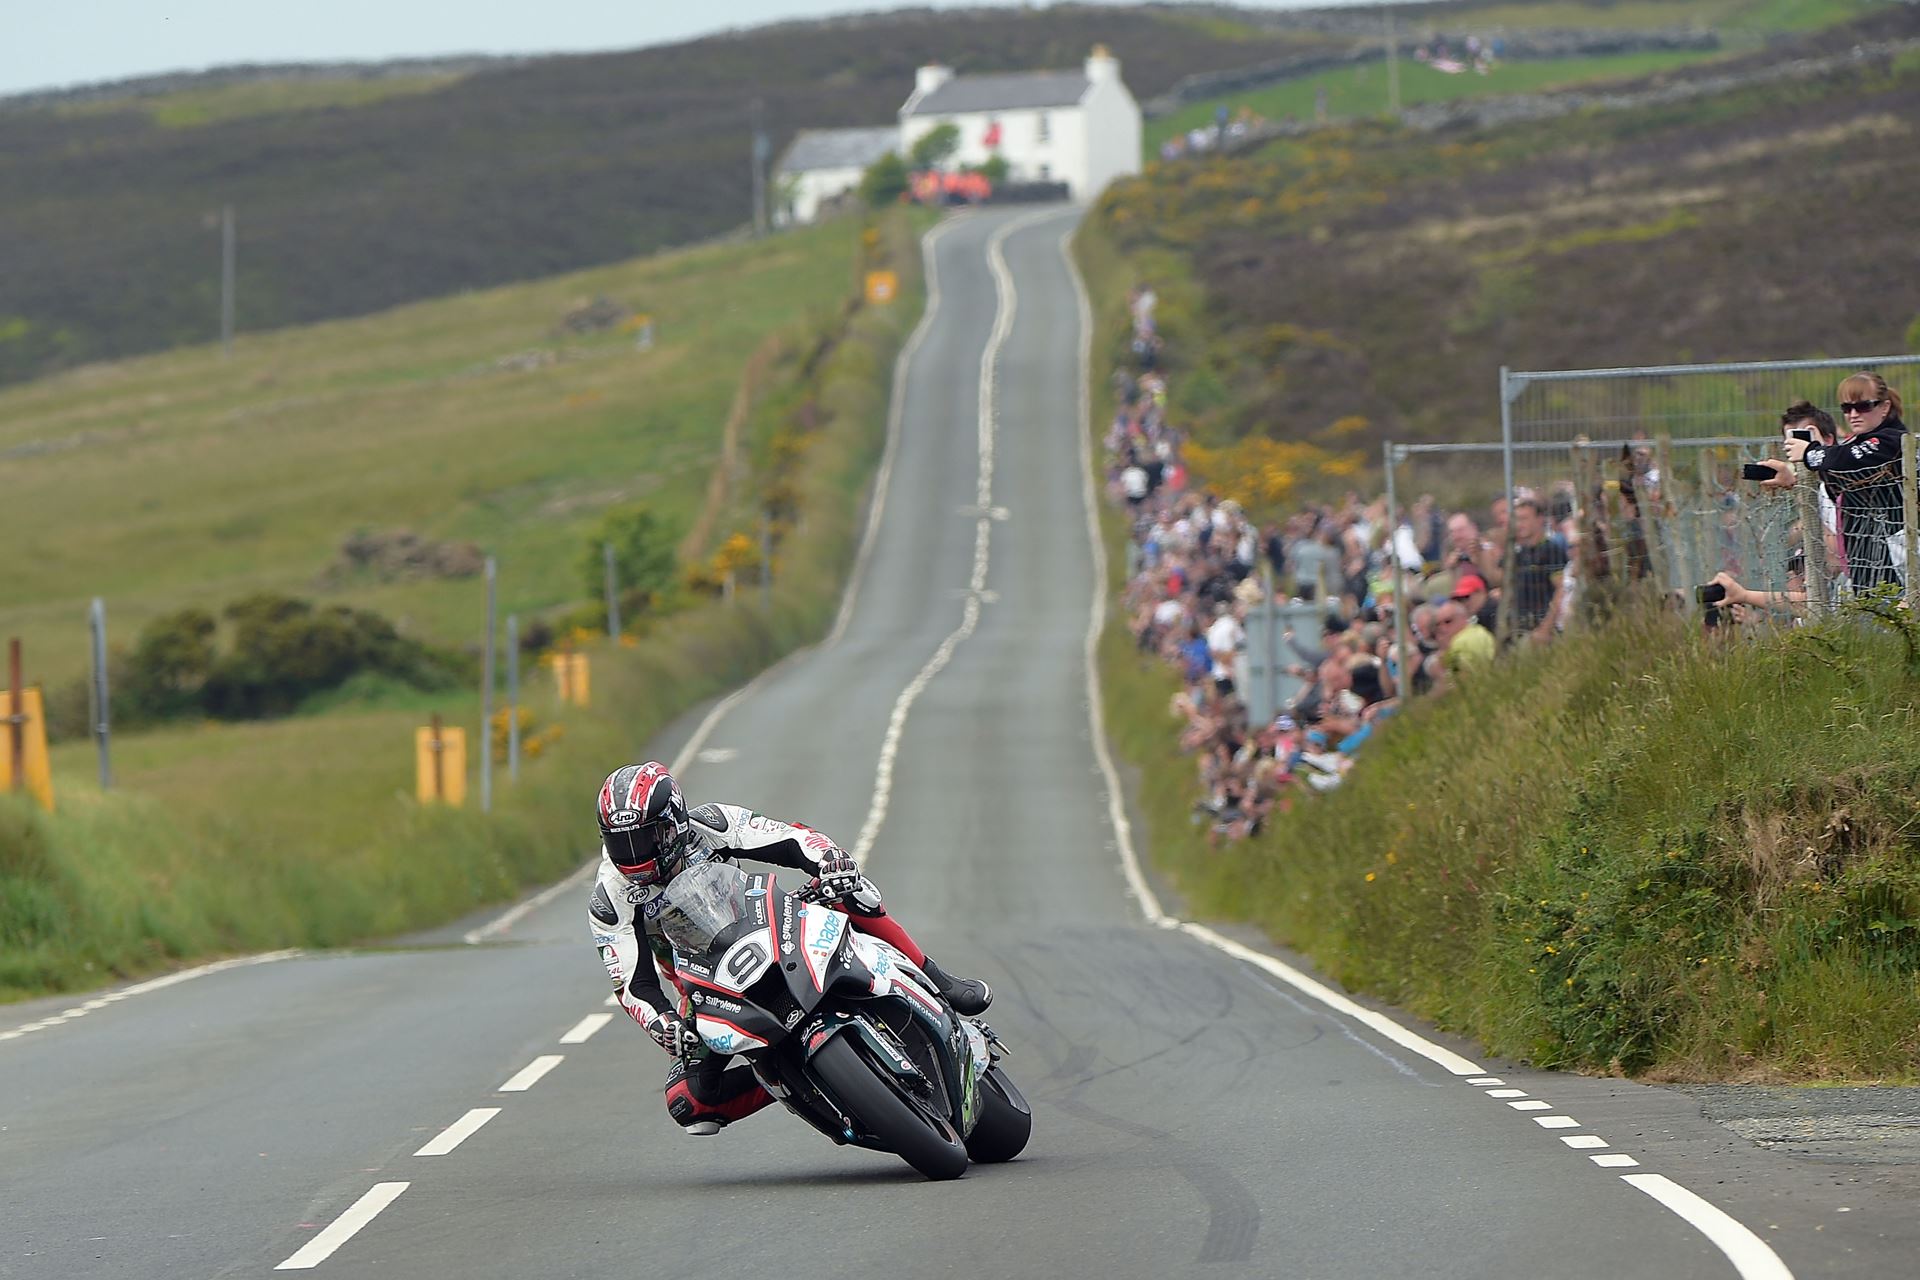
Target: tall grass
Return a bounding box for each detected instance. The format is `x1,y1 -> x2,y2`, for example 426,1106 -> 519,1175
0,213 -> 929,1002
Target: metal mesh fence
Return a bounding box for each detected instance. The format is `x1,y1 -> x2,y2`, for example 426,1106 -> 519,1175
1498,355 -> 1920,618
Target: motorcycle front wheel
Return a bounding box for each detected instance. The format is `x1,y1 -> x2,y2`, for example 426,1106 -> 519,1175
964,1065 -> 1031,1163
811,1034 -> 968,1181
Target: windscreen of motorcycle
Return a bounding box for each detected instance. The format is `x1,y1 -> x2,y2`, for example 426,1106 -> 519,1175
658,860 -> 749,956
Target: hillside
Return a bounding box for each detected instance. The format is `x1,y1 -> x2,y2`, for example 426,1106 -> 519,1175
0,216 -> 869,693
1091,3 -> 1920,467
0,6 -> 1334,387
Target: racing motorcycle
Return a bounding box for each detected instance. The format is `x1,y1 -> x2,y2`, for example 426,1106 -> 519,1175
657,859 -> 1031,1180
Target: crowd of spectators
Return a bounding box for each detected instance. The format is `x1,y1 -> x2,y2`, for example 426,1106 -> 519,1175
1102,286 -> 1911,846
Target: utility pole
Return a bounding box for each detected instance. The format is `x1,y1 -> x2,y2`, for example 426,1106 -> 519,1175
603,542 -> 620,638
480,556 -> 496,814
90,598 -> 111,789
750,98 -> 769,238
1385,8 -> 1401,117
219,204 -> 236,355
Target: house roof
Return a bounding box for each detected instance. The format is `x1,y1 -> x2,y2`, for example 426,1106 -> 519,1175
907,70 -> 1089,116
777,127 -> 898,174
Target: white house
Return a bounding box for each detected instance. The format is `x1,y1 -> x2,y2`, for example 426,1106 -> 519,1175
898,46 -> 1141,200
772,127 -> 899,227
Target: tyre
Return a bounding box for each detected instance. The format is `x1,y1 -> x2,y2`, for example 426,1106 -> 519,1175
811,1033 -> 968,1180
964,1065 -> 1031,1163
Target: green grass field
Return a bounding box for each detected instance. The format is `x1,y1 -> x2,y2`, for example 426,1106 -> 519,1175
0,211 -> 929,1000
1146,48 -> 1726,155
0,222 -> 862,692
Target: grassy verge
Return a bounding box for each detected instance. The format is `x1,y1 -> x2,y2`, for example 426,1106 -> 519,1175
1076,210 -> 1920,1083
0,211 -> 931,1002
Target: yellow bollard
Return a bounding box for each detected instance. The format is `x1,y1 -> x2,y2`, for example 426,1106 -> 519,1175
0,686 -> 55,812
415,718 -> 467,806
864,270 -> 898,305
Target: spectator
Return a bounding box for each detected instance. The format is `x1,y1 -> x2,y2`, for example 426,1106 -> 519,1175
1508,496 -> 1570,641
1783,373 -> 1908,593
1206,601 -> 1245,700
1450,571 -> 1498,632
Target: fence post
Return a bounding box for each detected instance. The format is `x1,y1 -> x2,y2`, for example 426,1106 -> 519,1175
603,542 -> 620,638
430,712 -> 445,802
1904,431 -> 1918,611
1263,561 -> 1278,722
1791,462 -> 1831,618
6,638 -> 21,795
90,599 -> 111,790
506,614 -> 520,784
481,556 -> 496,814
1384,440 -> 1413,695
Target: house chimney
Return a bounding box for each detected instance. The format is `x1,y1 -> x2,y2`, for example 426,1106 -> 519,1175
915,64 -> 953,97
1085,44 -> 1119,84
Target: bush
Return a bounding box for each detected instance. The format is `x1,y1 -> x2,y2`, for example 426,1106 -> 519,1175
582,505 -> 676,620
861,153 -> 910,209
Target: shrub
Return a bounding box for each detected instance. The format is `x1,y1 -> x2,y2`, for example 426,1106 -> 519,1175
580,505 -> 676,618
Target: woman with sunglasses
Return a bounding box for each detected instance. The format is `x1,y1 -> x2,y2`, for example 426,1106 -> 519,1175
1783,372 -> 1908,593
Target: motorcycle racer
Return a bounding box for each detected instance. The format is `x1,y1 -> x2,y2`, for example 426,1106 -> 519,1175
588,761 -> 992,1135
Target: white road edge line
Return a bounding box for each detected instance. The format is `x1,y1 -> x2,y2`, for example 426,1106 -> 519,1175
850,206 -> 1060,863
827,216 -> 961,648
464,217 -> 970,940
498,1054 -> 564,1092
415,1107 -> 501,1157
274,1181 -> 409,1270
560,1013 -> 613,1044
1623,1174 -> 1791,1280
463,863 -> 596,945
1,950 -> 301,1041
1061,218 -> 1480,1079
1058,223 -> 1798,1280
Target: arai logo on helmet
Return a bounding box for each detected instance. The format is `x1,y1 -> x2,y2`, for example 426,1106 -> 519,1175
608,810 -> 640,826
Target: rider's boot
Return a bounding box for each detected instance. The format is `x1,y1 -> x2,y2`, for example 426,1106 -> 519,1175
921,956 -> 992,1016
684,1120 -> 723,1137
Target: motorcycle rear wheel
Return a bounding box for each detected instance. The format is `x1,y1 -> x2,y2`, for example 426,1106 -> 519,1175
964,1065 -> 1031,1163
812,1035 -> 968,1181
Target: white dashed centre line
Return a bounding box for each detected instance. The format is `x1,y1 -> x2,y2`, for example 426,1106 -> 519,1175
415,1108 -> 501,1157
1562,1135 -> 1610,1150
1534,1115 -> 1581,1129
1510,1100 -> 1553,1111
1466,1077 -> 1505,1086
274,1182 -> 409,1270
498,1055 -> 564,1092
560,1013 -> 613,1044
1595,1154 -> 1642,1168
1486,1088 -> 1528,1098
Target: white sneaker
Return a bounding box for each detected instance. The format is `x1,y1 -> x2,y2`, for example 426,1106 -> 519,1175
684,1121 -> 722,1136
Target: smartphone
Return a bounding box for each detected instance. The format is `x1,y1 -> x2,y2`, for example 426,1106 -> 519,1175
1694,583 -> 1727,605
1742,463 -> 1775,481
1787,428 -> 1815,444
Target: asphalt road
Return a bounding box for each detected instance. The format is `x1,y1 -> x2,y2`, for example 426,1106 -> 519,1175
5,207 -> 1918,1279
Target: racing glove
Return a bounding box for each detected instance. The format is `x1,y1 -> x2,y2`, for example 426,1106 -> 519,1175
813,848 -> 861,902
646,1012 -> 701,1056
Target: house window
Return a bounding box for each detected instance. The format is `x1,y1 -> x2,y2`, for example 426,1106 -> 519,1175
1037,112 -> 1051,143
1038,163 -> 1051,180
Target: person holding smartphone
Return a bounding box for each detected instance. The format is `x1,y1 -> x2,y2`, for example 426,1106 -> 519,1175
1782,374 -> 1909,592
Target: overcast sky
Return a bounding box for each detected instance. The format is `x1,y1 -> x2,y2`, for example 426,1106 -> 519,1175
3,0 -> 1390,97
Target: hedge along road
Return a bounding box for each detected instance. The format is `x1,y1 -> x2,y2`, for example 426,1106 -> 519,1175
4,208 -> 1913,1280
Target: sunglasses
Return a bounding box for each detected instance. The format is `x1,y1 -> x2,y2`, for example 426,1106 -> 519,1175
1839,399 -> 1884,414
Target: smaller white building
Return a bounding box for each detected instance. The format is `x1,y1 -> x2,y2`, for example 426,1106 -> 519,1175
772,127 -> 899,228
899,46 -> 1142,200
